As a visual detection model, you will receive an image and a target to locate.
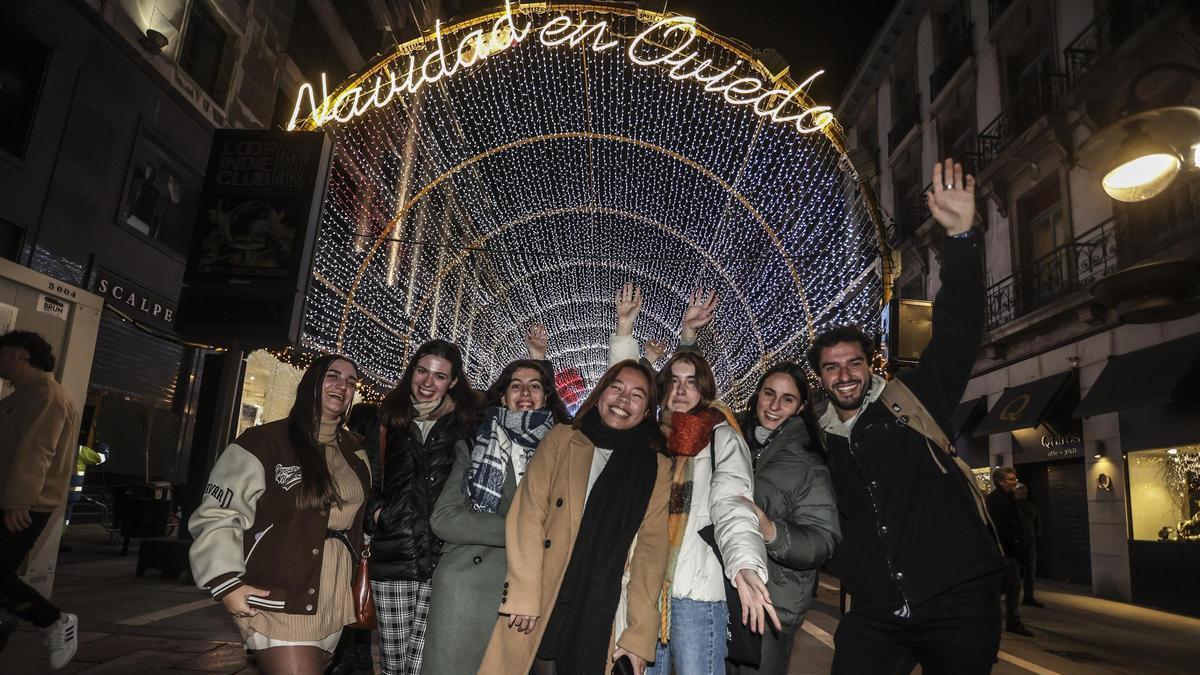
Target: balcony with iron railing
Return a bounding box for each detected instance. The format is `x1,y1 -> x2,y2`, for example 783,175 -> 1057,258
1063,0 -> 1171,88
887,203 -> 931,248
929,25 -> 974,101
887,99 -> 922,155
984,200 -> 1200,331
974,73 -> 1069,171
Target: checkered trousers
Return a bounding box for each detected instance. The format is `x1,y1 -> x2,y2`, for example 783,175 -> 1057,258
370,579 -> 433,675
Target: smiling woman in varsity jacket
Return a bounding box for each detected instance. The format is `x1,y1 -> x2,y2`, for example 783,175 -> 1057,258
189,354 -> 371,675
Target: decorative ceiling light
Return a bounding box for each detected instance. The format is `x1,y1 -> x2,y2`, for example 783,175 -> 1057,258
290,3 -> 887,406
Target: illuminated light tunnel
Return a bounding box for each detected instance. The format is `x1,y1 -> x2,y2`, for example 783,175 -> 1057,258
292,2 -> 890,406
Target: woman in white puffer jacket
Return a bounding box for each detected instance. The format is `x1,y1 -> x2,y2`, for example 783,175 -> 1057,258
610,284 -> 779,675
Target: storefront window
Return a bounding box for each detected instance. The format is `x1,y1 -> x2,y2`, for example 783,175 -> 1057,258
237,350 -> 304,437
974,467 -> 994,494
1128,445 -> 1200,541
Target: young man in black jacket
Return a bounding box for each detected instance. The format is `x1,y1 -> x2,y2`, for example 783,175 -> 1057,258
811,158 -> 1006,674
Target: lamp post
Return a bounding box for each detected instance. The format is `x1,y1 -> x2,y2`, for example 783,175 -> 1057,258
1078,63 -> 1200,323
1077,64 -> 1200,202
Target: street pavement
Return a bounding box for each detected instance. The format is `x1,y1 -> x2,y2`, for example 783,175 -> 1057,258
3,525 -> 1199,673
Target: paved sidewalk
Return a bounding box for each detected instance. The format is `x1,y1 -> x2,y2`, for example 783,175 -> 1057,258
4,525 -> 1200,673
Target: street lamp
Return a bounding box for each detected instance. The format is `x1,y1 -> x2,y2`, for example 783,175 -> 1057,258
1077,65 -> 1200,202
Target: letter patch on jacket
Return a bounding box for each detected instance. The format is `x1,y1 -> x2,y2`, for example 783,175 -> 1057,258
203,482 -> 233,508
275,464 -> 303,491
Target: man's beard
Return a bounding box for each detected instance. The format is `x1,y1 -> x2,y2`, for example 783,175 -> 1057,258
825,380 -> 868,411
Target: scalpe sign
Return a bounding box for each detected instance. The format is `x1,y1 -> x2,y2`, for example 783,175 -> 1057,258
288,1 -> 834,135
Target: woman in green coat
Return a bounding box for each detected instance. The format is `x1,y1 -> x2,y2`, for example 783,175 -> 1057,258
732,362 -> 841,675
423,329 -> 571,675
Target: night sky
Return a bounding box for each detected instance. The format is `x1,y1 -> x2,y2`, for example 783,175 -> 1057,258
658,0 -> 896,105
445,0 -> 897,107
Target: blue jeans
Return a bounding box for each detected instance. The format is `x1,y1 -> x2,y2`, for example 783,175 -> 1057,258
645,598 -> 728,675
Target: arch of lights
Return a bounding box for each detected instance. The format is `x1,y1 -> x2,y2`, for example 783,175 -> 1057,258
292,2 -> 891,406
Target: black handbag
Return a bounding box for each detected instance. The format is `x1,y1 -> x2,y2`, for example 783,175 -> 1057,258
696,430 -> 763,667
610,655 -> 635,675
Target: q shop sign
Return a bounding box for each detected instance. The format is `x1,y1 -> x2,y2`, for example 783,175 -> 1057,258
1041,433 -> 1083,458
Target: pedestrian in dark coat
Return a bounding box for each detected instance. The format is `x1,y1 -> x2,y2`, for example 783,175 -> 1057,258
813,158 -> 1006,674
1015,483 -> 1044,607
986,466 -> 1032,635
730,362 -> 840,675
366,340 -> 480,675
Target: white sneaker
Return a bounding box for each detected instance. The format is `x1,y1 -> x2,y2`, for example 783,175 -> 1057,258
46,613 -> 78,670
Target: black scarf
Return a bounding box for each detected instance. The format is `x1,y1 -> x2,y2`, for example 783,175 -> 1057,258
537,408 -> 658,674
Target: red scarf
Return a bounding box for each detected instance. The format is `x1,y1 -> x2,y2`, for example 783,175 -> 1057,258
665,407 -> 726,457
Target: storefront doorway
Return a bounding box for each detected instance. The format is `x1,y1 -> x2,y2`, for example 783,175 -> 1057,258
1018,458 -> 1092,585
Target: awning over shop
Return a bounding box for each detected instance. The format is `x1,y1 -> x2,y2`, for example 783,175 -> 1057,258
974,371 -> 1074,435
949,397 -> 986,441
1075,333 -> 1200,418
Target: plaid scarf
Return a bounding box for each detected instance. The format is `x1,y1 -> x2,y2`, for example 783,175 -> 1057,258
465,407 -> 555,513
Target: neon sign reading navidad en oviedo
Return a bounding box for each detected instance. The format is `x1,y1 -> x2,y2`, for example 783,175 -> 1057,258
288,1 -> 834,135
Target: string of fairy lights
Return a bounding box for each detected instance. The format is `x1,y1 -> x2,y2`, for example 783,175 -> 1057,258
296,6 -> 884,407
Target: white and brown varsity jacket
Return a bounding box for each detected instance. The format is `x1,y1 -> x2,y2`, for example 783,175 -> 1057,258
188,419 -> 371,614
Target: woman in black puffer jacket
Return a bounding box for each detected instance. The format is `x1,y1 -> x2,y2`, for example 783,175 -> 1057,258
365,339 -> 480,675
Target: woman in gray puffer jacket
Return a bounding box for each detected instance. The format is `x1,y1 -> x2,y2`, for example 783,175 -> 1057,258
732,362 -> 841,675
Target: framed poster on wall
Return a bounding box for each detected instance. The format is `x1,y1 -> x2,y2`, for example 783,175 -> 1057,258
117,123 -> 204,260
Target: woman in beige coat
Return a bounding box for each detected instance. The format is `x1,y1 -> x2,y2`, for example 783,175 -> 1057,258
479,360 -> 673,675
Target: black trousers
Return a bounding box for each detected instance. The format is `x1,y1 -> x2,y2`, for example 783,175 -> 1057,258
831,573 -> 1002,675
0,511 -> 62,628
1002,558 -> 1023,624
1022,546 -> 1038,601
727,627 -> 797,675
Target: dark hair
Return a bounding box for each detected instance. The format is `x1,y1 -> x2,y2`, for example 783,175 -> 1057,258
574,360 -> 664,452
992,466 -> 1016,485
486,360 -> 571,424
744,361 -> 819,447
0,330 -> 56,372
656,351 -> 718,414
380,339 -> 480,436
346,402 -> 379,438
806,324 -> 875,373
288,354 -> 358,511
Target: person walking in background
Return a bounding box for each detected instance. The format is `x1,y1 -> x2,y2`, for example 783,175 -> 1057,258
423,326 -> 571,674
479,359 -> 673,675
189,355 -> 371,674
367,340 -> 480,675
0,330 -> 81,669
986,467 -> 1034,636
732,362 -> 840,675
1015,483 -> 1044,608
815,159 -> 1006,674
327,402 -> 380,675
65,442 -> 109,528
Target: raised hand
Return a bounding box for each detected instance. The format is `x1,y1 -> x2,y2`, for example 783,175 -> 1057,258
927,157 -> 976,236
525,323 -> 549,360
616,283 -> 643,336
644,338 -> 667,364
680,289 -> 718,342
